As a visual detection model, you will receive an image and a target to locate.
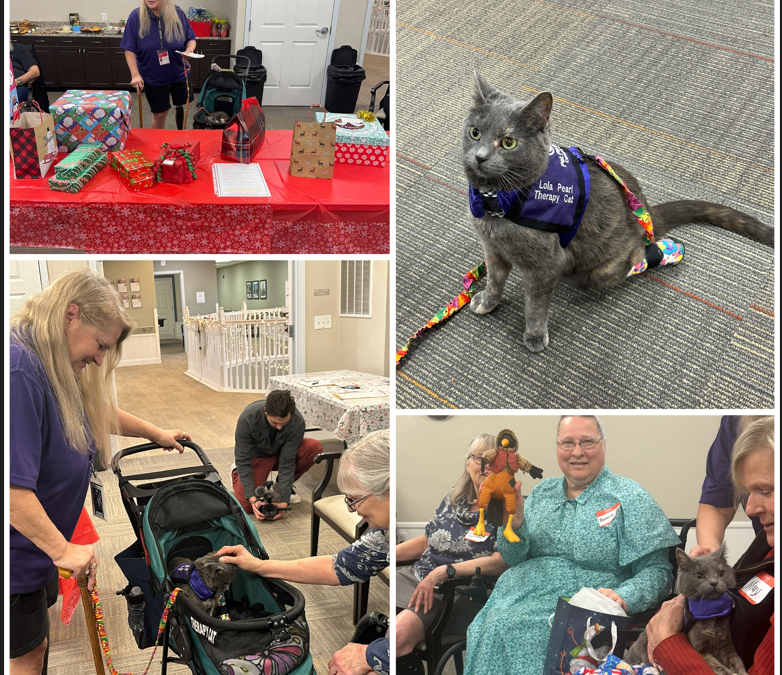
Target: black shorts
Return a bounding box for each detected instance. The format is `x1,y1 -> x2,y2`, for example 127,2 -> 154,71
144,75 -> 194,114
10,572 -> 59,658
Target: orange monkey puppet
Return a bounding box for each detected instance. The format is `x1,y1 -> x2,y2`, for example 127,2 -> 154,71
473,429 -> 544,542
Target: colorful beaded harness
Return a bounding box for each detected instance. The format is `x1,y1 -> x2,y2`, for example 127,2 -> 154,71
395,154 -> 660,367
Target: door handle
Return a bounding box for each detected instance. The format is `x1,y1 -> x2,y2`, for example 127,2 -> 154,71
316,26 -> 329,35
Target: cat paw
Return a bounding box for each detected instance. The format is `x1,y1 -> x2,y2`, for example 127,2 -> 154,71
470,291 -> 500,314
523,331 -> 549,353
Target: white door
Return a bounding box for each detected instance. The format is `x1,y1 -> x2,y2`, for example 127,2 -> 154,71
248,0 -> 335,106
155,277 -> 177,340
9,260 -> 44,313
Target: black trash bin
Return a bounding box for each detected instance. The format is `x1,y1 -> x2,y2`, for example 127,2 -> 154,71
235,46 -> 268,105
325,45 -> 366,113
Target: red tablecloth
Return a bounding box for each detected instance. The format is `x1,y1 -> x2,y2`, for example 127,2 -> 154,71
10,130 -> 389,253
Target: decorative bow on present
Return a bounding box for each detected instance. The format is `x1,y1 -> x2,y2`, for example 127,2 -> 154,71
155,142 -> 198,184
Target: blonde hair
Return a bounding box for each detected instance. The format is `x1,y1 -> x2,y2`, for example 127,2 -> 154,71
10,268 -> 134,466
337,429 -> 390,497
731,416 -> 774,496
138,0 -> 186,44
450,433 -> 495,507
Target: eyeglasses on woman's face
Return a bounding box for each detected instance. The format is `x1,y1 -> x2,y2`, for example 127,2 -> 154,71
468,453 -> 484,464
344,494 -> 371,512
556,438 -> 601,451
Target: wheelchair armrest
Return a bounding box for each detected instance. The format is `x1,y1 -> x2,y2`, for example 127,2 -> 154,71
312,451 -> 344,502
396,558 -> 416,567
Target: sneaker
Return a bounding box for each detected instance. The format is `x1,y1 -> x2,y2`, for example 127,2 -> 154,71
267,470 -> 278,484
288,487 -> 302,505
230,462 -> 237,474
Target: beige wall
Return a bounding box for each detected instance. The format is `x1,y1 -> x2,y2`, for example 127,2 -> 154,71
340,260 -> 389,376
153,260 -> 219,315
303,260 -> 388,375
396,415 -> 738,524
12,0 -> 237,30
102,260 -> 157,329
216,261 -> 287,311
46,260 -> 89,281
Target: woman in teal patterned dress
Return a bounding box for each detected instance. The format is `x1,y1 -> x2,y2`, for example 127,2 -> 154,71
465,416 -> 680,675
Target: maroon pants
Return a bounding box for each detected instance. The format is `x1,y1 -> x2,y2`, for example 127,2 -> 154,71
231,438 -> 322,513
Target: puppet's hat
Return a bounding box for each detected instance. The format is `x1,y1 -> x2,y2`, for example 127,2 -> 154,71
496,429 -> 518,450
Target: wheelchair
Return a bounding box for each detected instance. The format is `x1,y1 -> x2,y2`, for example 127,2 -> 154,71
426,519 -> 696,675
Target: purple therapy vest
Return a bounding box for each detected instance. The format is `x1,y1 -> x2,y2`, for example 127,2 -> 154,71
469,145 -> 591,248
171,562 -> 214,600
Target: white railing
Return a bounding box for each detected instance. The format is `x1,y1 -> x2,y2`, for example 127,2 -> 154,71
366,0 -> 390,56
183,303 -> 290,393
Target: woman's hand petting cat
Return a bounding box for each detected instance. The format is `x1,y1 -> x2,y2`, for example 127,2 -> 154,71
645,594 -> 686,665
327,642 -> 371,675
688,544 -> 717,557
596,588 -> 627,612
216,544 -> 263,575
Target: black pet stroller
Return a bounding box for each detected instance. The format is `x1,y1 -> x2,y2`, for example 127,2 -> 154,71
112,441 -> 315,675
192,55 -> 250,130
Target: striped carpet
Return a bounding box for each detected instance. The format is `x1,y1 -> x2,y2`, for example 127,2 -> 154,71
46,442 -> 387,675
395,0 -> 775,409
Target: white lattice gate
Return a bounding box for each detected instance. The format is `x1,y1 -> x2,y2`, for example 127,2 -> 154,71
366,0 -> 390,56
184,304 -> 290,393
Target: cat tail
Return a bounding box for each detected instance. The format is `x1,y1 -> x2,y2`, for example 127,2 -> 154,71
650,200 -> 774,247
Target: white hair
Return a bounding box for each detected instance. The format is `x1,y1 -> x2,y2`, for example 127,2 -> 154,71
337,429 -> 390,497
556,415 -> 606,449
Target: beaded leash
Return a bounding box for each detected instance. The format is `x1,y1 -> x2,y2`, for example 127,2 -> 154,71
90,583 -> 181,675
395,261 -> 486,366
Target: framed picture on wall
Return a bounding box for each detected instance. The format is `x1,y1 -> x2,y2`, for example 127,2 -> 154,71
252,281 -> 259,299
246,281 -> 253,300
259,279 -> 267,300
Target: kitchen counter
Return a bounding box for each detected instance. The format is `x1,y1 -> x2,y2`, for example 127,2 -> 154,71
12,20 -> 232,37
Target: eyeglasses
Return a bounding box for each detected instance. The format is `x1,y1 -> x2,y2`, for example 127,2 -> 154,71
468,454 -> 484,464
344,494 -> 371,512
557,438 -> 601,451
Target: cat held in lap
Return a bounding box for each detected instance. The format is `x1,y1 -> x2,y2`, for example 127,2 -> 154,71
623,544 -> 747,675
463,73 -> 773,352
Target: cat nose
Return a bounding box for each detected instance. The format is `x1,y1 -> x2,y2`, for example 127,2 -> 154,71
475,149 -> 490,164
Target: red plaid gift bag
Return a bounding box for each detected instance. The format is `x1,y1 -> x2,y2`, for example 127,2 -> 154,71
220,97 -> 266,163
9,102 -> 58,179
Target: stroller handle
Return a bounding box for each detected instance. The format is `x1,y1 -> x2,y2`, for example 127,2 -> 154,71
211,54 -> 251,74
112,439 -> 211,469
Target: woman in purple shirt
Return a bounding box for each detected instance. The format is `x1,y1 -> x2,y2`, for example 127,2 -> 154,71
9,268 -> 190,674
120,0 -> 197,129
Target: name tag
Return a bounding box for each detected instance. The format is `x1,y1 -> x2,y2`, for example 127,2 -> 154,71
596,502 -> 621,527
163,158 -> 176,165
158,50 -> 170,66
90,474 -> 106,521
738,571 -> 774,605
465,526 -> 492,542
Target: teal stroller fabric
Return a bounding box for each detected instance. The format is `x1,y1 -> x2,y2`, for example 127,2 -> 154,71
143,479 -> 314,675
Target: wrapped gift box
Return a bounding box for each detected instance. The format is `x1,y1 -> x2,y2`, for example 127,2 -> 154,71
50,90 -> 132,153
49,153 -> 108,193
315,112 -> 389,167
54,142 -> 104,179
158,137 -> 201,184
110,149 -> 156,191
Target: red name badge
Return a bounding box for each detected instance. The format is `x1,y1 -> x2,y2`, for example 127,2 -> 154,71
596,502 -> 621,527
158,50 -> 170,66
738,571 -> 774,605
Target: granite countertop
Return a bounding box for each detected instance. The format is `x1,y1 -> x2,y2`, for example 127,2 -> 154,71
13,20 -> 231,38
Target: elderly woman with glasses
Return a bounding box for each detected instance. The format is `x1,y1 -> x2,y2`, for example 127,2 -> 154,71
464,416 -> 680,675
396,434 -> 509,660
218,429 -> 390,675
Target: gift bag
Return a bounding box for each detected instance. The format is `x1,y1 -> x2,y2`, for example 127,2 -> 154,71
9,102 -> 58,179
290,104 -> 336,179
543,591 -> 633,675
221,97 -> 266,163
9,57 -> 20,122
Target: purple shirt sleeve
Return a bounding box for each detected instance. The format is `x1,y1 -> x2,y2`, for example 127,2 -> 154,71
10,354 -> 46,490
699,416 -> 739,508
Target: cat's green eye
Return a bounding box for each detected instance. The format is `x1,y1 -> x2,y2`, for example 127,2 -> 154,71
695,573 -> 704,579
469,127 -> 481,140
501,137 -> 517,149
717,570 -> 725,577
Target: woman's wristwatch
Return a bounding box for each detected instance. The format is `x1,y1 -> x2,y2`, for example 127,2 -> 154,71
446,564 -> 456,580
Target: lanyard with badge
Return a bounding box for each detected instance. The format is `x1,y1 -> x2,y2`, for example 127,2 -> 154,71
89,453 -> 106,521
157,16 -> 170,66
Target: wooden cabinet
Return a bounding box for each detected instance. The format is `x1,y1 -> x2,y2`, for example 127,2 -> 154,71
11,34 -> 231,92
82,38 -> 113,88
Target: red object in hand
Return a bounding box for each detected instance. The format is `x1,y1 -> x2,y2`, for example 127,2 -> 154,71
59,508 -> 99,624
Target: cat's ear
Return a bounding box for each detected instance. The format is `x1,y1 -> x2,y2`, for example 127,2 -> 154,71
473,70 -> 500,104
520,92 -> 553,132
675,547 -> 692,569
712,541 -> 727,559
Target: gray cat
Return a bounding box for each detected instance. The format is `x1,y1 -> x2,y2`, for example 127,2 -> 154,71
464,73 -> 773,352
623,544 -> 747,675
168,552 -> 236,617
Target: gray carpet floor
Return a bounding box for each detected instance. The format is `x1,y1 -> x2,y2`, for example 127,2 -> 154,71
395,0 -> 775,409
